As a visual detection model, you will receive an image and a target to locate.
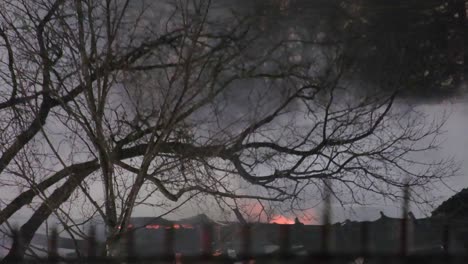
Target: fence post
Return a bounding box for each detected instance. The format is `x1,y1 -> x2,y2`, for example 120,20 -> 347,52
279,224 -> 290,259
360,221 -> 369,258
11,228 -> 22,262
240,224 -> 251,263
400,184 -> 409,257
87,225 -> 97,259
85,226 -> 97,264
48,227 -> 58,264
126,228 -> 135,263
201,224 -> 212,260
321,179 -> 332,259
164,226 -> 175,262
443,224 -> 450,255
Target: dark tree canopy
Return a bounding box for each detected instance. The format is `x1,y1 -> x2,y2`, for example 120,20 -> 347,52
239,0 -> 467,99
432,188 -> 468,218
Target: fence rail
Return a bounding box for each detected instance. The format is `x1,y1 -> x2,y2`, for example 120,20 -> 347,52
3,185 -> 468,263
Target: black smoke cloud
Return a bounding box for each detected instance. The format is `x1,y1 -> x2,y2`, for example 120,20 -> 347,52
225,0 -> 466,101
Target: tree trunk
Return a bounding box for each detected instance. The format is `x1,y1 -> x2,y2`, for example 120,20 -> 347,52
0,166 -> 97,263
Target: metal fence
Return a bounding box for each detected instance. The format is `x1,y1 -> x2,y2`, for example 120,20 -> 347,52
3,185 -> 468,263
6,218 -> 468,263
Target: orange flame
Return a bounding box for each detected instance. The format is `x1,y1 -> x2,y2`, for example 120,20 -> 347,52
212,249 -> 222,256
145,223 -> 194,229
269,215 -> 295,224
242,201 -> 317,225
269,210 -> 317,225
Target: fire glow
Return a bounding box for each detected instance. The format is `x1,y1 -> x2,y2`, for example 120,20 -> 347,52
145,224 -> 194,229
244,202 -> 317,225
269,212 -> 317,225
269,215 -> 295,225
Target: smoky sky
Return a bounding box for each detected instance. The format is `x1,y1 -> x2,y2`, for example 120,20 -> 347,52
2,0 -> 466,227
101,0 -> 468,222
162,0 -> 468,221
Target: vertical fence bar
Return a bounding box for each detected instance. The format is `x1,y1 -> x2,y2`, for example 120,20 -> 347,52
321,179 -> 332,257
126,228 -> 135,263
241,224 -> 251,263
400,184 -> 409,257
360,221 -> 369,258
11,228 -> 22,262
164,226 -> 174,262
320,223 -> 329,255
201,224 -> 213,259
87,225 -> 97,259
175,252 -> 182,264
443,224 -> 450,255
48,227 -> 58,263
279,224 -> 290,258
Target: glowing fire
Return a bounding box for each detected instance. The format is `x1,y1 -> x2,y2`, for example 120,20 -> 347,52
241,201 -> 317,225
269,215 -> 295,225
145,223 -> 194,229
269,212 -> 317,225
212,249 -> 222,256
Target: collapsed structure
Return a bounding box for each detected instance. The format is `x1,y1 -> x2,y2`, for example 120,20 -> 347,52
27,189 -> 468,258
30,214 -> 468,258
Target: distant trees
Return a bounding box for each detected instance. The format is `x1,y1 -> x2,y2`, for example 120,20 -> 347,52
0,0 -> 458,260
246,0 -> 467,98
432,188 -> 468,218
350,0 -> 467,97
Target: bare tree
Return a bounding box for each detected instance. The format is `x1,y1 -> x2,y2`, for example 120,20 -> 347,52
0,0 -> 456,260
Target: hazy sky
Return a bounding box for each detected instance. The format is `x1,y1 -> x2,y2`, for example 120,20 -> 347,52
329,96 -> 468,222
2,0 -> 467,228
134,95 -> 468,223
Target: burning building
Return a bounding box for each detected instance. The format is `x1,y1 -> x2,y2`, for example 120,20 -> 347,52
28,189 -> 468,260
30,213 -> 468,260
